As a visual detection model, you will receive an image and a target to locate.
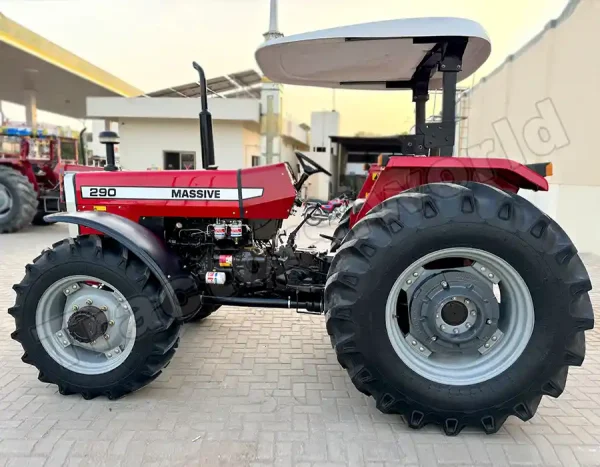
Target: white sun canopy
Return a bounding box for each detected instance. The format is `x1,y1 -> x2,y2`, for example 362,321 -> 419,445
255,17 -> 491,90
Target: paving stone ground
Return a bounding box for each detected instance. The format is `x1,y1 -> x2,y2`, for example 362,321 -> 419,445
0,220 -> 599,466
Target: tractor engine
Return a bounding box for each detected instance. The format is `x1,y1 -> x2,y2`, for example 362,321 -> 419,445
165,218 -> 328,297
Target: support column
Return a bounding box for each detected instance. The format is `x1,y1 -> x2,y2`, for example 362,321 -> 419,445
24,90 -> 38,132
260,78 -> 283,165
23,69 -> 39,132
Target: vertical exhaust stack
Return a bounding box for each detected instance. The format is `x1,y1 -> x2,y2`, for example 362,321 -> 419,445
99,131 -> 119,171
193,62 -> 216,170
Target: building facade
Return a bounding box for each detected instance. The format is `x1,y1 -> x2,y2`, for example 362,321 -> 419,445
456,0 -> 600,255
86,97 -> 263,171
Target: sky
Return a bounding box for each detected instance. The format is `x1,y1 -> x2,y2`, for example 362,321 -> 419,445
0,0 -> 569,135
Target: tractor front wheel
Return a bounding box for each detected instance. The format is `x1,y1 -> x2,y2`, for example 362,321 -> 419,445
9,235 -> 181,399
325,182 -> 594,435
0,165 -> 37,233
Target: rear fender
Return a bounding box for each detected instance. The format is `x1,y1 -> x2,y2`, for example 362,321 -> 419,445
44,210 -> 184,319
352,157 -> 550,225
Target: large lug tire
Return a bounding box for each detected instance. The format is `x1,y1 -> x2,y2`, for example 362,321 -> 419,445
9,235 -> 181,400
0,165 -> 37,233
325,182 -> 594,435
32,210 -> 52,226
330,217 -> 350,253
183,304 -> 221,323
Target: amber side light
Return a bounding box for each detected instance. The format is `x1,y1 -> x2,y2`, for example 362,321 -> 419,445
546,163 -> 554,177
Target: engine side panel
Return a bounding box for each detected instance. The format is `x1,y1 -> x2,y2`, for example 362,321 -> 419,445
352,157 -> 549,226
69,163 -> 297,222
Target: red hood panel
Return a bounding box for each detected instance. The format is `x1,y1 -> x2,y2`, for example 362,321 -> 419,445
71,163 -> 297,220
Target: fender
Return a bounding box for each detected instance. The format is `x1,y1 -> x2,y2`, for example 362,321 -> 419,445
352,157 -> 551,226
44,210 -> 183,319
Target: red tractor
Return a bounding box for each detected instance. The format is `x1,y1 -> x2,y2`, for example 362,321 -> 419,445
0,127 -> 98,233
10,18 -> 594,436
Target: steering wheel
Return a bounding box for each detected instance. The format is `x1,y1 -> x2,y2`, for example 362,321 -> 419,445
295,151 -> 332,177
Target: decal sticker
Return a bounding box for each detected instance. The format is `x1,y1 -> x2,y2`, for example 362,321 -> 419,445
81,187 -> 263,200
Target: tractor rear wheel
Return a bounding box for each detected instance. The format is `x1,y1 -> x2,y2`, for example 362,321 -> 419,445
9,235 -> 181,399
330,216 -> 350,253
0,165 -> 37,233
325,182 -> 594,435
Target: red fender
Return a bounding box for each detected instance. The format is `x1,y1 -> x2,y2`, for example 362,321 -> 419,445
352,157 -> 549,226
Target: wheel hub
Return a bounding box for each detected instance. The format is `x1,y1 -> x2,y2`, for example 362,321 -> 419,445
67,306 -> 109,343
441,301 -> 468,326
409,270 -> 499,352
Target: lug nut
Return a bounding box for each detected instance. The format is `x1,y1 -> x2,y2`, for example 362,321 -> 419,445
488,273 -> 494,279
123,304 -> 129,310
57,332 -> 63,338
100,306 -> 108,311
453,328 -> 459,334
62,340 -> 68,345
412,340 -> 417,346
104,334 -> 110,340
117,297 -> 123,302
115,348 -> 121,354
419,347 -> 424,352
431,336 -> 437,341
85,299 -> 93,305
466,323 -> 472,329
72,285 -> 77,290
492,336 -> 498,341
465,299 -> 470,305
406,279 -> 413,285
413,272 -> 419,277
440,324 -> 446,330
441,281 -> 449,289
109,320 -> 115,326
452,297 -> 457,301
107,353 -> 112,358
72,305 -> 79,311
64,289 -> 71,295
486,319 -> 492,325
480,267 -> 486,272
470,311 -> 476,317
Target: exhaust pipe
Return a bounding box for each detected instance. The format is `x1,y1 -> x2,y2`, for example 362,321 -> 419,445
192,62 -> 216,170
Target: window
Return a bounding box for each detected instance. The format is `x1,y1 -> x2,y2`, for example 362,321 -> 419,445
251,156 -> 261,167
313,147 -> 326,153
163,151 -> 196,170
181,153 -> 195,170
85,133 -> 93,143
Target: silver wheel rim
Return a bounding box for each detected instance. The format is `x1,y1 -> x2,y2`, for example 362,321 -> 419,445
0,184 -> 13,220
35,275 -> 136,375
385,247 -> 534,386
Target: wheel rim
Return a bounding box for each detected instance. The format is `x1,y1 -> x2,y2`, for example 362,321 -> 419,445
0,184 -> 13,220
385,247 -> 534,386
35,275 -> 136,375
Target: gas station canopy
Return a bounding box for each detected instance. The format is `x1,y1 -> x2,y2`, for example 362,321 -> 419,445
0,13 -> 143,119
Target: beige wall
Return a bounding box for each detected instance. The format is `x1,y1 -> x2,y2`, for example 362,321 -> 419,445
118,118 -> 253,171
458,0 -> 600,254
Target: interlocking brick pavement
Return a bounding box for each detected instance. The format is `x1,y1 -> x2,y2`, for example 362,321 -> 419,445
0,221 -> 599,466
